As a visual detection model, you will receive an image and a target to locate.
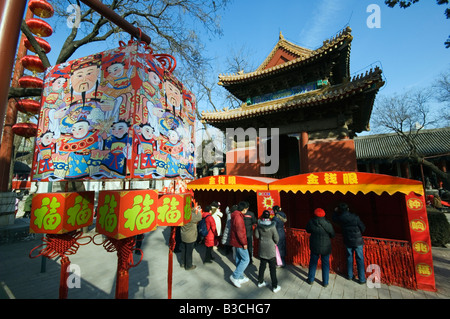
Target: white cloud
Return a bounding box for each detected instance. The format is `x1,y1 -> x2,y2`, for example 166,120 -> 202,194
298,0 -> 346,48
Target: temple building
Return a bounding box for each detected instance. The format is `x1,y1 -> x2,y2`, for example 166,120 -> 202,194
201,27 -> 385,178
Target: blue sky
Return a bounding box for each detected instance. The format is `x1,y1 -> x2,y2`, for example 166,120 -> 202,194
206,0 -> 449,97
42,0 -> 449,134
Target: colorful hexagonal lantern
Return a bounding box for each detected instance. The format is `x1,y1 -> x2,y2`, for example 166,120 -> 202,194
156,193 -> 192,226
30,191 -> 94,234
96,189 -> 159,239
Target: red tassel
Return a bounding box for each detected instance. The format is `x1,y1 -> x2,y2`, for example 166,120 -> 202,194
59,256 -> 70,299
29,231 -> 92,299
115,270 -> 129,299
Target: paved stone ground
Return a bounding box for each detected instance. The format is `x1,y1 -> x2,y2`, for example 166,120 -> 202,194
0,221 -> 449,300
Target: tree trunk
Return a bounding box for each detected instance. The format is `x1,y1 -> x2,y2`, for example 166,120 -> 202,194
412,154 -> 450,187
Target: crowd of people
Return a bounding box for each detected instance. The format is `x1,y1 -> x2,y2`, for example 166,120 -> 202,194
172,199 -> 366,293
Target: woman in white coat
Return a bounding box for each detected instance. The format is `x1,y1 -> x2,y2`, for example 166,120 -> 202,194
210,201 -> 223,247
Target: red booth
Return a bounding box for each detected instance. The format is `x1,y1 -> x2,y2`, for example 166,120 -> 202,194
269,171 -> 435,292
187,172 -> 436,292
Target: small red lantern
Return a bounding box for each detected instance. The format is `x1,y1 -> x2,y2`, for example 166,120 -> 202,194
12,123 -> 38,138
16,99 -> 41,114
28,0 -> 54,19
26,18 -> 53,37
19,75 -> 44,88
21,55 -> 45,73
24,37 -> 51,54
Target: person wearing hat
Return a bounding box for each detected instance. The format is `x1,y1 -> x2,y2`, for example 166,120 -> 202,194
255,210 -> 280,293
332,202 -> 366,284
306,208 -> 335,287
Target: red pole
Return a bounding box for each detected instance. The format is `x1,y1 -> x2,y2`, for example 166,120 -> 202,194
0,8 -> 33,192
0,0 -> 28,136
79,0 -> 152,44
168,226 -> 176,299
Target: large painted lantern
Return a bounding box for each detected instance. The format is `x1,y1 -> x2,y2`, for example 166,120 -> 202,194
29,40 -> 197,299
31,41 -> 197,182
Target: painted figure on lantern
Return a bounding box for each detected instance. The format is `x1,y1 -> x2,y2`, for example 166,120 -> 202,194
185,141 -> 195,178
136,58 -> 165,131
158,111 -> 180,136
183,93 -> 196,126
35,130 -> 56,179
58,119 -> 101,179
163,70 -> 183,118
138,62 -> 163,105
159,129 -> 184,178
43,74 -> 67,107
64,54 -> 115,128
101,54 -> 135,122
133,122 -> 158,177
98,120 -> 131,178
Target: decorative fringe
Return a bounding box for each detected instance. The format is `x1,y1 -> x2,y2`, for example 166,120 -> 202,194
29,231 -> 92,299
94,235 -> 142,299
115,270 -> 129,299
59,256 -> 70,299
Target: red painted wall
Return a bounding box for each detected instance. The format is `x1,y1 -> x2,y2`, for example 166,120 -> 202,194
306,139 -> 357,172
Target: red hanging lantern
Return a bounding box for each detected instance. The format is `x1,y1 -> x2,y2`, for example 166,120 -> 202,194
26,18 -> 53,37
21,55 -> 46,73
24,37 -> 51,54
19,75 -> 44,89
16,99 -> 41,114
12,123 -> 38,138
28,0 -> 54,19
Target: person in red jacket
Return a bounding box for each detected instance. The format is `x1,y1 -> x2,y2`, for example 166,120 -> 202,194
202,206 -> 217,263
229,201 -> 250,288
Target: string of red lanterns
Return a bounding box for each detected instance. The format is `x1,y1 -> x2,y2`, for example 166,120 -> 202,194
13,0 -> 54,138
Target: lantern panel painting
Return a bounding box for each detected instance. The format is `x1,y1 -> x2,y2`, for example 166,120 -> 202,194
31,43 -> 196,182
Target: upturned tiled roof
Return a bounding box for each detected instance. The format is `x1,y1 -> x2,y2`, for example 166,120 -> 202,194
202,66 -> 383,124
354,128 -> 450,160
217,26 -> 353,86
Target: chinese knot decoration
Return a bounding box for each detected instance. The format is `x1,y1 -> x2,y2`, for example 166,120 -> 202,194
29,190 -> 193,299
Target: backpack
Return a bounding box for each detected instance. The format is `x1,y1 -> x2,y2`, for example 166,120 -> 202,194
197,216 -> 210,238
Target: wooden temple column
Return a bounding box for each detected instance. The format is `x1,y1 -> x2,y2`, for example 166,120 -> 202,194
299,131 -> 309,173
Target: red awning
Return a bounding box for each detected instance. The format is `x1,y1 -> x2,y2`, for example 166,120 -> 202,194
268,171 -> 424,196
186,175 -> 277,192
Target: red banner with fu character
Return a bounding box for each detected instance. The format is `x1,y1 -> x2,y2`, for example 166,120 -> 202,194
404,192 -> 436,291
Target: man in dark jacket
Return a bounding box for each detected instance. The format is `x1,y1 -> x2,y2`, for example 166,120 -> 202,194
306,208 -> 335,287
229,201 -> 250,288
332,202 -> 366,284
272,205 -> 287,266
243,209 -> 257,264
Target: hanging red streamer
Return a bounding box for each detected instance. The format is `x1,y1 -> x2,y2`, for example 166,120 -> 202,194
93,235 -> 142,299
29,231 -> 92,298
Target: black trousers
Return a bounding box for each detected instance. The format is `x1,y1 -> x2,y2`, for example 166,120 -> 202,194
182,241 -> 195,269
258,257 -> 278,289
204,246 -> 214,262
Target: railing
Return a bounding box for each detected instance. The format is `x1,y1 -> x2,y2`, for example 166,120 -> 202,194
255,227 -> 418,290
